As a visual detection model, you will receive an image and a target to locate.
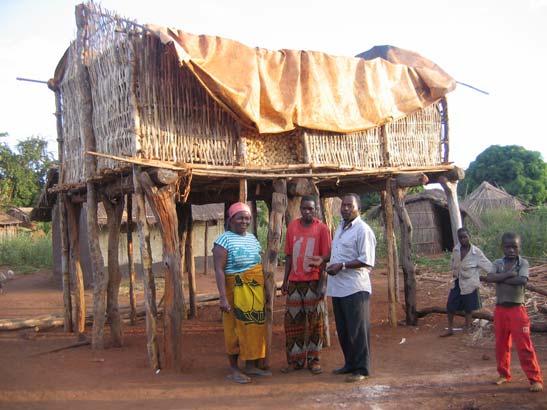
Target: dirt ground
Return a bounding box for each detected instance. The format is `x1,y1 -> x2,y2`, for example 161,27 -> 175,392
0,265 -> 546,410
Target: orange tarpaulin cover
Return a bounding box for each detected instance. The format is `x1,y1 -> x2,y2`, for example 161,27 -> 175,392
147,25 -> 456,134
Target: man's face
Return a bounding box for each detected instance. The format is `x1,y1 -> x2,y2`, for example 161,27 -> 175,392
458,231 -> 470,248
300,200 -> 315,223
341,195 -> 359,222
502,238 -> 520,259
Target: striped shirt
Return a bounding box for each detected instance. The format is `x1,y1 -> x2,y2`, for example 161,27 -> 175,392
214,231 -> 262,274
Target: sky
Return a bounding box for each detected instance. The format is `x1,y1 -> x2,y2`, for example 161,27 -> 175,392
0,0 -> 546,169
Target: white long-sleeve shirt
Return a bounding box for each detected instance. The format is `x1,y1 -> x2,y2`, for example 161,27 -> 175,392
451,243 -> 493,295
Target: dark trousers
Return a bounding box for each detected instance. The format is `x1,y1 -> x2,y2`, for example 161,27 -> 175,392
332,291 -> 371,375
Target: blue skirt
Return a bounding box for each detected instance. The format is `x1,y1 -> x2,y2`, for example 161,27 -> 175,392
446,279 -> 481,313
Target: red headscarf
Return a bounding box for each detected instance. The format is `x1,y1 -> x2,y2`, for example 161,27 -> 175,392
227,202 -> 251,220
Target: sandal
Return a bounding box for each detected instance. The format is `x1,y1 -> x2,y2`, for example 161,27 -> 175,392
280,364 -> 304,374
243,367 -> 272,377
226,372 -> 252,384
308,362 -> 323,375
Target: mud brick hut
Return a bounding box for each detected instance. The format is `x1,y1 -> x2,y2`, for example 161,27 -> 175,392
46,2 -> 464,371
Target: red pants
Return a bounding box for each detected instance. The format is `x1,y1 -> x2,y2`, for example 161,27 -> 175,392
494,305 -> 543,384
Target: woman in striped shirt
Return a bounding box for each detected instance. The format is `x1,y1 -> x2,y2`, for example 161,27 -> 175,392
213,202 -> 271,384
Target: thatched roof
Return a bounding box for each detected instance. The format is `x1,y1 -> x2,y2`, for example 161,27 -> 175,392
191,204 -> 224,222
0,211 -> 22,227
462,181 -> 526,215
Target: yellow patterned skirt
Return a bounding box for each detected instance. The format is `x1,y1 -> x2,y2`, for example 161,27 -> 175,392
223,264 -> 266,361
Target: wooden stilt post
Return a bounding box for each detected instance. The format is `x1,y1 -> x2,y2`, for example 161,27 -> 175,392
263,179 -> 287,368
126,194 -> 137,325
102,195 -> 125,347
49,83 -> 73,333
251,200 -> 258,237
76,4 -> 107,349
381,178 -> 398,328
132,166 -> 160,370
140,170 -> 185,371
392,186 -> 417,325
439,172 -> 464,247
186,211 -> 197,319
66,201 -> 85,336
203,220 -> 209,275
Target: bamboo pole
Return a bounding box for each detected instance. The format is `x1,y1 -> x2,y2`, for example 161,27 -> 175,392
263,179 -> 287,368
392,186 -> 417,325
103,195 -> 125,347
381,179 -> 398,328
65,202 -> 85,336
132,166 -> 160,370
126,194 -> 137,325
140,170 -> 185,370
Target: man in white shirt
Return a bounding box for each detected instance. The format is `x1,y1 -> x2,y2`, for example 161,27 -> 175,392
326,193 -> 376,383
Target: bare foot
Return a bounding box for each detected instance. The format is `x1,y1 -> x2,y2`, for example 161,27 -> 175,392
226,370 -> 251,384
439,330 -> 454,337
529,382 -> 543,392
495,377 -> 509,385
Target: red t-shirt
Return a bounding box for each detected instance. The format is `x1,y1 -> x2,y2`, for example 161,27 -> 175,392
284,218 -> 332,282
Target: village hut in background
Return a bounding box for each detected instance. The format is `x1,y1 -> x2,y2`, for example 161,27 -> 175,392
43,1 -> 463,371
368,189 -> 476,255
0,211 -> 23,240
462,181 -> 527,215
190,204 -> 224,274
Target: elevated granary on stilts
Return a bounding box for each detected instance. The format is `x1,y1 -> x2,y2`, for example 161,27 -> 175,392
46,1 -> 462,370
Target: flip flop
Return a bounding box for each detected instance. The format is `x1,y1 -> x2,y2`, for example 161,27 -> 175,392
226,372 -> 252,384
308,363 -> 323,375
243,367 -> 272,377
280,365 -> 304,374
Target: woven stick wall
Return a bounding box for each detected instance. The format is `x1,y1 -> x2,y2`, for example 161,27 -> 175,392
59,44 -> 85,184
136,35 -> 239,166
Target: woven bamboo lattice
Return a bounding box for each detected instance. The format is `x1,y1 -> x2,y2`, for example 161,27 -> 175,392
304,127 -> 383,168
385,102 -> 443,167
136,35 -> 239,166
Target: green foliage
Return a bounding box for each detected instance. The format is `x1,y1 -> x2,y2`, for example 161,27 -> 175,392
0,233 -> 53,273
467,207 -> 547,261
0,135 -> 54,207
459,145 -> 547,205
415,252 -> 452,272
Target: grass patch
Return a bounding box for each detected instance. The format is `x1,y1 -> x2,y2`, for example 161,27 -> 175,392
0,233 -> 52,272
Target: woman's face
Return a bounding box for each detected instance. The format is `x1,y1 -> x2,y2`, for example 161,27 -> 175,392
229,211 -> 251,234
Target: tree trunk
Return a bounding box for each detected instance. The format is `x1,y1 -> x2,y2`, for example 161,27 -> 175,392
126,194 -> 137,325
393,187 -> 417,325
439,176 -> 462,247
59,198 -> 73,332
65,202 -> 85,336
132,166 -> 160,371
103,195 -> 125,347
263,179 -> 287,367
140,170 -> 185,371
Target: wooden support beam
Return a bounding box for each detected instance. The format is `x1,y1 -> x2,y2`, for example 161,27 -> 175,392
186,211 -> 197,319
132,167 -> 160,371
239,179 -> 248,203
126,194 -> 137,325
392,186 -> 417,325
147,168 -> 180,186
439,175 -> 463,247
66,202 -> 85,336
203,220 -> 209,275
76,4 -> 108,350
140,170 -> 185,371
263,179 -> 287,367
251,201 -> 258,237
102,194 -> 125,347
395,173 -> 429,188
381,179 -> 398,328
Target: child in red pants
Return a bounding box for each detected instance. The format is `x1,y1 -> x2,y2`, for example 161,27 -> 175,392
487,232 -> 543,392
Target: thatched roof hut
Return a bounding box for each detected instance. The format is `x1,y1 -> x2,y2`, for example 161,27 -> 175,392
369,189 -> 476,254
462,181 -> 526,215
0,211 -> 23,239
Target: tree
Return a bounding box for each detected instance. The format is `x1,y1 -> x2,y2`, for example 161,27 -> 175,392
459,145 -> 547,205
0,135 -> 54,207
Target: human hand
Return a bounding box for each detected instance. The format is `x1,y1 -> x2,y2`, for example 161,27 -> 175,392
306,256 -> 324,268
219,297 -> 232,313
281,280 -> 289,295
326,263 -> 343,276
